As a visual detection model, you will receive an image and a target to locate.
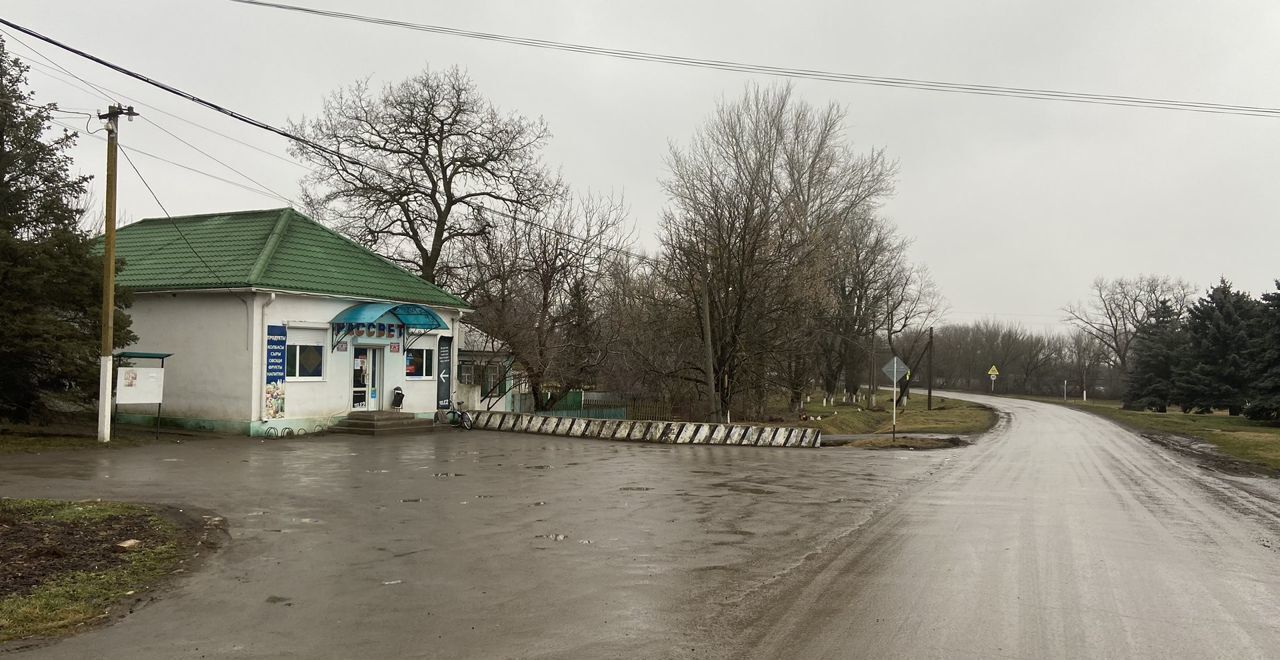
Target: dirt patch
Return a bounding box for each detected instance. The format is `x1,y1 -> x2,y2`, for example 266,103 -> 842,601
1140,432 -> 1280,479
0,500 -> 227,645
825,436 -> 971,450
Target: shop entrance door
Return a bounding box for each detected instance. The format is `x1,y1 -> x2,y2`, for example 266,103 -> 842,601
352,347 -> 381,411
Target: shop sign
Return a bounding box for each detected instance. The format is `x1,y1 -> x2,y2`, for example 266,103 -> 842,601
331,322 -> 405,343
437,336 -> 453,409
390,342 -> 400,353
264,324 -> 286,419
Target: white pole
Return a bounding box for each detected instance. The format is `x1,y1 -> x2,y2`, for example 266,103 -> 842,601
891,359 -> 898,440
1063,379 -> 1068,401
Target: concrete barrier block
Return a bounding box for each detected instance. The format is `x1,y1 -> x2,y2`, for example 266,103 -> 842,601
479,412 -> 499,430
709,425 -> 728,444
471,411 -> 490,428
508,415 -> 526,433
813,431 -> 823,448
648,422 -> 670,442
563,418 -> 582,437
675,424 -> 697,444
488,412 -> 506,431
661,423 -> 682,443
726,426 -> 746,445
611,421 -> 633,439
598,420 -> 618,438
737,426 -> 758,445
692,424 -> 712,444
802,429 -> 820,447
784,428 -> 805,447
628,421 -> 650,441
773,428 -> 792,447
526,416 -> 547,434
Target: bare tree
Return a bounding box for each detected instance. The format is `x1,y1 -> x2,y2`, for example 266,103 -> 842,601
464,193 -> 628,411
659,83 -> 889,420
289,67 -> 561,286
1063,275 -> 1195,383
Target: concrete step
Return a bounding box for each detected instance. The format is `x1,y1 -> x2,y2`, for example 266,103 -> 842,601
346,410 -> 416,421
331,423 -> 456,436
334,417 -> 437,430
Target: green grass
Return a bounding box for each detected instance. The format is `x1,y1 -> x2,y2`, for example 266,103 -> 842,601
0,500 -> 187,642
1015,396 -> 1280,471
0,428 -> 169,455
789,395 -> 997,437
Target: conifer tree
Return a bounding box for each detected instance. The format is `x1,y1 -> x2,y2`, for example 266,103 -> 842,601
1124,300 -> 1182,412
0,38 -> 133,421
1174,279 -> 1258,415
1244,281 -> 1280,420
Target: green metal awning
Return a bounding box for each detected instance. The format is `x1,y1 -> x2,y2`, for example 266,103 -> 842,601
114,351 -> 174,360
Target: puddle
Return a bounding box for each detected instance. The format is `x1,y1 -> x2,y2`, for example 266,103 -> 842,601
401,498 -> 422,503
619,487 -> 652,491
535,533 -> 569,541
433,473 -> 464,478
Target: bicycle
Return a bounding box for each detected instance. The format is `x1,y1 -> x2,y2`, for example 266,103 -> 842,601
435,398 -> 473,430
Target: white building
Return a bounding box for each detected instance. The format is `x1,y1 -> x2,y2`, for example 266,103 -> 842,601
111,208 -> 489,436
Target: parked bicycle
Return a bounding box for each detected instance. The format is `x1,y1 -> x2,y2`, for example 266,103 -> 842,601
435,397 -> 473,430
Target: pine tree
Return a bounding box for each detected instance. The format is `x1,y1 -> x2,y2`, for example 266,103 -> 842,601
1244,281 -> 1280,420
1173,279 -> 1258,415
0,38 -> 134,421
1124,300 -> 1182,412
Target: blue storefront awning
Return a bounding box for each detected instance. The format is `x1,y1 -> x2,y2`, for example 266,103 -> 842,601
330,302 -> 448,331
330,302 -> 449,349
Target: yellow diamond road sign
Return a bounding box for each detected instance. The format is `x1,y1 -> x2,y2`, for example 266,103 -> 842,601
987,365 -> 999,377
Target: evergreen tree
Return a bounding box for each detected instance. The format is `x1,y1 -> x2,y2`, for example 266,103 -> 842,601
1244,281 -> 1280,420
1173,279 -> 1258,415
0,38 -> 133,421
1124,300 -> 1182,412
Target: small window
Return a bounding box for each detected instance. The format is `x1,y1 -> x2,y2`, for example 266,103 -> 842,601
405,347 -> 434,378
483,364 -> 502,396
459,363 -> 475,385
286,344 -> 324,379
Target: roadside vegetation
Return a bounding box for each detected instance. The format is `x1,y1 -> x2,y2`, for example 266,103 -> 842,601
0,499 -> 191,642
0,423 -> 177,455
789,395 -> 995,437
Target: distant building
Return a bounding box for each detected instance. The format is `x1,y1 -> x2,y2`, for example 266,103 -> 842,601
457,325 -> 517,413
111,208 -> 471,436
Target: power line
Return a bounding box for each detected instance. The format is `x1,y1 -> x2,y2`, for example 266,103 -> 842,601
12,50 -> 307,171
5,17 -> 654,265
51,119 -> 294,203
0,26 -> 115,101
228,0 -> 1280,119
141,116 -> 295,203
118,143 -> 235,290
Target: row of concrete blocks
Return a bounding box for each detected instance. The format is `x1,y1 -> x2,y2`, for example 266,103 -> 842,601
469,412 -> 822,448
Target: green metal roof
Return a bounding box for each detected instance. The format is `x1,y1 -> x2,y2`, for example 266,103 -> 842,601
110,208 -> 469,309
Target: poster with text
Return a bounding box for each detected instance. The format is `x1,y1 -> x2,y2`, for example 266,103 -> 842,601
437,335 -> 453,410
265,324 -> 287,419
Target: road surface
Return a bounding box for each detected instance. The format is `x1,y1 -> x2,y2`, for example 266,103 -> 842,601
734,393 -> 1280,659
3,395 -> 1278,658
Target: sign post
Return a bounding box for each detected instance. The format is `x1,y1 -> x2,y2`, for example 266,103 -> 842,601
882,356 -> 909,440
988,365 -> 999,393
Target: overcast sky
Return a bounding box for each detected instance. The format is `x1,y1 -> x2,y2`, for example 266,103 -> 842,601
5,0 -> 1278,329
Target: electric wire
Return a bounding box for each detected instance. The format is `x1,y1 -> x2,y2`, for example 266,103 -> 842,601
51,119 -> 295,203
140,116 -> 297,205
227,0 -> 1280,119
119,143 -> 236,289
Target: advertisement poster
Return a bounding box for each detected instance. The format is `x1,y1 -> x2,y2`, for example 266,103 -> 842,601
115,367 -> 165,404
265,324 -> 287,419
437,336 -> 453,409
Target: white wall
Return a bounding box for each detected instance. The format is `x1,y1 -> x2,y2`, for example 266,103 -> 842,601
121,290 -> 462,425
261,293 -> 460,420
119,293 -> 253,419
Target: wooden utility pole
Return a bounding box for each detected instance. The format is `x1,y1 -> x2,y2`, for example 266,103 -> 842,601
927,326 -> 934,411
701,280 -> 721,423
96,104 -> 138,443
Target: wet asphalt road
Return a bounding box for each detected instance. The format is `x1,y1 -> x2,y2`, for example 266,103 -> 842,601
741,393 -> 1280,659
1,423 -> 946,659
3,395 -> 1280,659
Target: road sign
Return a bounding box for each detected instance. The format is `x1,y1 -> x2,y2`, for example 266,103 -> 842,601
882,356 -> 909,382
987,365 -> 999,377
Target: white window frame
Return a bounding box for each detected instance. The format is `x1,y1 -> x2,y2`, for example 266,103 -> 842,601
285,343 -> 326,382
404,344 -> 435,381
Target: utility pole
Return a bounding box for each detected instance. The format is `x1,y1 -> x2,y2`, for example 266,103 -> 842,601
701,279 -> 721,423
96,104 -> 138,443
927,326 -> 934,411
